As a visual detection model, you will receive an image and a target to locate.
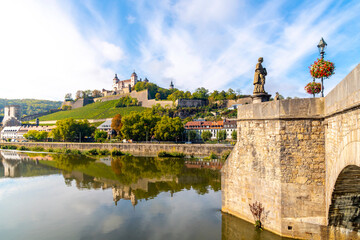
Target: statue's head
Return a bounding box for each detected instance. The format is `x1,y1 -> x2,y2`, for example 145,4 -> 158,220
258,57 -> 263,62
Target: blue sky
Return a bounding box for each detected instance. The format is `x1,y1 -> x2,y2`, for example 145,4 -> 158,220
0,0 -> 359,101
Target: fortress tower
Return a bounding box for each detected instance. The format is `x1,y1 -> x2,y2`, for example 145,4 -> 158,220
130,71 -> 138,86
2,105 -> 21,127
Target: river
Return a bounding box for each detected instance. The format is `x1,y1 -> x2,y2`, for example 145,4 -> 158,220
0,150 -> 357,240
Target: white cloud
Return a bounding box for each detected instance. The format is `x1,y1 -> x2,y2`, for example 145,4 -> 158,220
135,0 -> 360,97
0,0 -> 124,100
0,0 -> 359,100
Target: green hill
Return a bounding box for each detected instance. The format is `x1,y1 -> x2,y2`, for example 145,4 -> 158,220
0,99 -> 62,116
39,100 -> 146,121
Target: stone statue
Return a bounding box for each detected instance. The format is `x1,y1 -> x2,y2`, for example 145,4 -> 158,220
274,92 -> 279,101
253,57 -> 267,94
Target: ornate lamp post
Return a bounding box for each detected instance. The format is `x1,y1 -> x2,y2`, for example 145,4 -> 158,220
317,38 -> 327,97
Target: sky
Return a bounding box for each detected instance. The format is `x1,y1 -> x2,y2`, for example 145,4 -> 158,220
0,0 -> 359,101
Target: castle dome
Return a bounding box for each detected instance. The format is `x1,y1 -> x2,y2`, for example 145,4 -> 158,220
131,71 -> 137,77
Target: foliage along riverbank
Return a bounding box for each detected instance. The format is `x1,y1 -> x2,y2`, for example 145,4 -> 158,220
0,143 -> 232,162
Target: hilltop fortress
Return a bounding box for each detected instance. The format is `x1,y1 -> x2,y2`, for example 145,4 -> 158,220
101,71 -> 150,96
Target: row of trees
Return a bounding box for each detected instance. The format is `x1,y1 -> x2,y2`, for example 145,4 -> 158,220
50,119 -> 95,142
65,90 -> 103,101
111,111 -> 184,142
134,81 -> 244,102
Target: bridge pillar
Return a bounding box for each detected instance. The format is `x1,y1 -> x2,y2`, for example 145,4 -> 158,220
222,98 -> 326,239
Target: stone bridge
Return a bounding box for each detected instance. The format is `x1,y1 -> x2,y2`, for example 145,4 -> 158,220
222,64 -> 360,239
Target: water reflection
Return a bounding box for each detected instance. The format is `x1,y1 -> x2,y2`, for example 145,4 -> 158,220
1,150 -> 359,240
0,150 -> 59,178
0,150 -> 221,206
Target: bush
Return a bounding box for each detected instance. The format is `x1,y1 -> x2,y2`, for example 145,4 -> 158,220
7,145 -> 18,150
99,149 -> 110,155
158,151 -> 185,158
70,149 -> 83,155
111,149 -> 124,156
48,148 -> 54,152
87,148 -> 99,155
209,152 -> 218,159
221,150 -> 232,161
64,149 -> 72,154
31,146 -> 45,152
17,146 -> 29,151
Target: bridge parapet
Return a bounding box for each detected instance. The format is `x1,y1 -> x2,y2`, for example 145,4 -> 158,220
222,97 -> 326,239
238,98 -> 324,120
325,64 -> 360,116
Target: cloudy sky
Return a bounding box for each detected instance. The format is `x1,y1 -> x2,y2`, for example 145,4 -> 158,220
0,0 -> 359,101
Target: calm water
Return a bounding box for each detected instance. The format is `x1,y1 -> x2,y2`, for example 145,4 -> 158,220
0,150 -> 355,240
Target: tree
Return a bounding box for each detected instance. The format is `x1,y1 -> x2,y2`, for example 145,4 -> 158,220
167,90 -> 185,101
187,130 -> 197,141
226,88 -> 237,100
154,116 -> 184,141
114,96 -> 138,108
192,87 -> 209,100
65,93 -> 73,101
111,114 -> 123,135
134,82 -> 159,99
94,130 -> 108,142
201,131 -> 212,142
231,130 -> 237,140
23,130 -> 48,141
121,111 -> 160,141
51,118 -> 95,142
155,93 -> 161,100
75,90 -> 83,99
216,130 -> 227,141
83,90 -> 92,98
92,90 -> 102,98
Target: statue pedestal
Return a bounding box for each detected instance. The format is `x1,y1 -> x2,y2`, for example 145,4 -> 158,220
252,93 -> 271,104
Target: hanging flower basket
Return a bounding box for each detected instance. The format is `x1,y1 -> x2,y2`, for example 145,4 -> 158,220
305,81 -> 322,96
309,58 -> 335,79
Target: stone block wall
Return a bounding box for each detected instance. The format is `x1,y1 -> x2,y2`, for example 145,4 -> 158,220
176,99 -> 208,108
324,63 -> 360,222
222,98 -> 326,238
1,142 -> 233,157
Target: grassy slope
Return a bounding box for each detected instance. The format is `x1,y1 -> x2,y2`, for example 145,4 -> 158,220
39,100 -> 146,121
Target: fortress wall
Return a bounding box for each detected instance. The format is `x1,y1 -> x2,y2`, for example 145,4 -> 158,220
0,142 -> 233,157
142,99 -> 174,108
176,99 -> 207,108
222,98 -> 326,238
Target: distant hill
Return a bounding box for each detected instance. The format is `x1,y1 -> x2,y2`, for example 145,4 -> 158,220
39,99 -> 146,121
0,99 -> 62,117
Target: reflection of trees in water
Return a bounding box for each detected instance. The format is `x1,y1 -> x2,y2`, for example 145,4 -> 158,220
110,156 -> 184,185
52,154 -> 95,172
50,154 -> 221,200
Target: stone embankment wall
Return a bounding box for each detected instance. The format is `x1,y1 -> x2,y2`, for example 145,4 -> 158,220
222,98 -> 326,239
1,142 -> 233,157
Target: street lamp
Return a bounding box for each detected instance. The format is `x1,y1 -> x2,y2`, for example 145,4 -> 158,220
317,37 -> 327,97
317,38 -> 327,59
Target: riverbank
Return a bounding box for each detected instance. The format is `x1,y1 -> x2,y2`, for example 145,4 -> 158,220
0,142 -> 233,157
